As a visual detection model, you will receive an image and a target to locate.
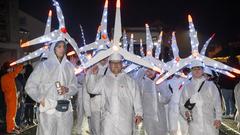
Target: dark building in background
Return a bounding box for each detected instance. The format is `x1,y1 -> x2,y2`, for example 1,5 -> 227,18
0,0 -> 45,66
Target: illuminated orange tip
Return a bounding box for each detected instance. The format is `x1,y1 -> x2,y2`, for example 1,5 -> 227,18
104,0 -> 108,8
152,66 -> 161,73
156,78 -> 164,84
10,62 -> 17,66
87,54 -> 92,60
188,15 -> 193,23
21,42 -> 30,48
67,51 -> 75,56
226,72 -> 236,78
116,0 -> 120,8
147,51 -> 152,56
172,31 -> 176,36
211,33 -> 216,38
160,31 -> 163,36
48,10 -> 52,17
233,68 -> 240,74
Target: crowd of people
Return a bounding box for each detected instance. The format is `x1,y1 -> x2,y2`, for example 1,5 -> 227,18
0,40 -> 239,135
0,61 -> 36,134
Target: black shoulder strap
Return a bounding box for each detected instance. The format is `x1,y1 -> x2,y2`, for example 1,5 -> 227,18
168,84 -> 173,93
103,67 -> 108,76
197,81 -> 205,92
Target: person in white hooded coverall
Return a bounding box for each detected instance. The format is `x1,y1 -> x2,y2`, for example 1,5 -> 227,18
25,40 -> 78,135
167,75 -> 188,135
136,68 -> 171,135
234,81 -> 240,129
87,53 -> 143,135
85,50 -> 109,135
179,60 -> 222,135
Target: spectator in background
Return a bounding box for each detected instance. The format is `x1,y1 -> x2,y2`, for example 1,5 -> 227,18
23,64 -> 35,126
219,56 -> 240,118
1,62 -> 23,134
0,62 -> 10,130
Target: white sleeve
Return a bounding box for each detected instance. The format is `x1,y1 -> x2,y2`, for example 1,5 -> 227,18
179,86 -> 190,120
66,66 -> 78,96
25,63 -> 44,103
157,81 -> 172,104
83,80 -> 91,117
211,82 -> 222,121
234,82 -> 240,122
86,71 -> 103,94
132,80 -> 143,117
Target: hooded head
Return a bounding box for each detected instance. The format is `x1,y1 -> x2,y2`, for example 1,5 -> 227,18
94,48 -> 109,66
109,53 -> 123,75
191,60 -> 204,79
49,40 -> 67,63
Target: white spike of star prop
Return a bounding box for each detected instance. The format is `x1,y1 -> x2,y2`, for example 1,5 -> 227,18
129,33 -> 134,54
156,15 -> 240,84
122,30 -> 128,50
79,24 -> 86,46
20,0 -> 85,65
67,0 -> 110,55
10,10 -> 53,66
200,33 -> 215,56
155,31 -> 163,59
124,24 -> 165,73
140,38 -> 145,57
81,0 -> 161,73
145,24 -> 154,56
163,31 -> 191,78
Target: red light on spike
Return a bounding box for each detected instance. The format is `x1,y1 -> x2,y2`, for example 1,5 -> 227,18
60,27 -> 67,33
102,34 -> 107,39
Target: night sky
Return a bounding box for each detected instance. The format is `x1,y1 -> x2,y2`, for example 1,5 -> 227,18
19,0 -> 240,56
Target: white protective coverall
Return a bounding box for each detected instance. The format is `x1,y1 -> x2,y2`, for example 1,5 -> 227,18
179,77 -> 222,135
167,76 -> 189,135
87,71 -> 143,135
25,42 -> 78,135
234,81 -> 240,128
76,72 -> 86,134
135,69 -> 171,135
85,63 -> 108,135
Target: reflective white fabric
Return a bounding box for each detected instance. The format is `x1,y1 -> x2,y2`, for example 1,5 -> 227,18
87,71 -> 143,135
180,77 -> 222,135
85,63 -> 108,135
25,42 -> 78,135
167,76 -> 189,135
135,69 -> 171,135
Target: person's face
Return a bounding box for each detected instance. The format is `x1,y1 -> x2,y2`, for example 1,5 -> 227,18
99,58 -> 108,66
191,66 -> 203,78
144,69 -> 156,79
55,42 -> 65,59
109,60 -> 122,75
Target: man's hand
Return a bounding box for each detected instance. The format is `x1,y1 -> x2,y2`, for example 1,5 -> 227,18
40,99 -> 45,107
134,116 -> 143,125
213,120 -> 221,129
57,86 -> 69,95
91,65 -> 99,75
